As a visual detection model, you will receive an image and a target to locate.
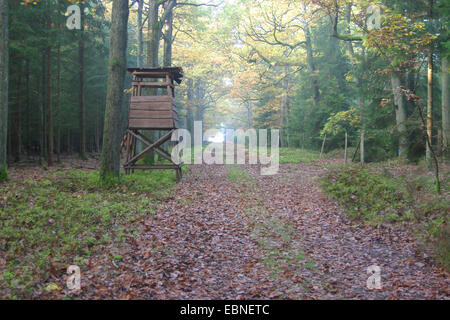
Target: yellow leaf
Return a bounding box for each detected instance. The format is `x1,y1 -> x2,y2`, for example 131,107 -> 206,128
45,283 -> 62,292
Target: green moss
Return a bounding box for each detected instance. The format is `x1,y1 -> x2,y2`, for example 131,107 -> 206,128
226,165 -> 255,188
109,59 -> 119,68
0,168 -> 176,298
321,166 -> 410,224
321,164 -> 449,269
0,166 -> 7,183
99,170 -> 120,187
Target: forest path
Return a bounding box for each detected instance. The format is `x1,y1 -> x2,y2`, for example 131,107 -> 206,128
83,162 -> 449,299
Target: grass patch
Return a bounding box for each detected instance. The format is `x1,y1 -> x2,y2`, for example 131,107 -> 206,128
321,166 -> 410,224
321,164 -> 449,269
279,147 -> 357,164
323,147 -> 356,159
279,148 -> 320,164
251,207 -> 312,280
226,165 -> 255,187
0,169 -> 176,298
227,165 -> 315,294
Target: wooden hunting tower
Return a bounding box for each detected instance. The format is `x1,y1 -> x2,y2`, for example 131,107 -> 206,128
121,67 -> 184,180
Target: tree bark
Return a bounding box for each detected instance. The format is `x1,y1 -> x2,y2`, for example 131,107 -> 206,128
79,3 -> 86,159
146,0 -> 161,164
137,0 -> 144,68
426,0 -> 434,169
345,3 -> 365,164
47,9 -> 53,166
186,78 -> 194,136
280,67 -> 289,147
15,63 -> 23,162
320,134 -> 327,158
163,2 -> 174,67
360,129 -> 365,165
442,55 -> 449,162
100,0 -> 129,183
25,59 -> 30,156
0,0 -> 7,181
426,50 -> 434,169
56,41 -> 61,162
344,130 -> 348,164
305,26 -> 319,106
41,52 -> 46,164
391,71 -> 408,156
147,0 -> 160,67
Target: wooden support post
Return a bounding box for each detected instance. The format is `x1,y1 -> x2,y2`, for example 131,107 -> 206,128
122,129 -> 183,180
124,130 -> 174,166
320,134 -> 327,159
176,167 -> 182,182
360,130 -> 365,165
352,137 -> 361,162
125,132 -> 131,174
344,131 -> 348,164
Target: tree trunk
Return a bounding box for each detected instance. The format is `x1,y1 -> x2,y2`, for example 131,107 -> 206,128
79,3 -> 86,159
391,71 -> 408,157
56,41 -> 61,162
67,128 -> 71,154
46,12 -> 53,166
41,53 -> 46,164
360,129 -> 365,165
194,80 -> 205,122
95,107 -> 100,153
320,134 -> 326,158
426,50 -> 434,169
137,0 -> 144,68
305,26 -> 319,106
246,100 -> 253,128
0,0 -> 7,181
146,1 -> 161,164
100,0 -> 129,183
25,59 -> 30,157
163,3 -> 173,67
426,0 -> 434,169
147,0 -> 160,67
280,67 -> 289,147
186,78 -> 194,136
345,3 -> 364,164
15,63 -> 23,162
344,130 -> 348,164
442,55 -> 449,162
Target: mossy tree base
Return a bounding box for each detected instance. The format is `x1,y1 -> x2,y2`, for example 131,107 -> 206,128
0,166 -> 7,183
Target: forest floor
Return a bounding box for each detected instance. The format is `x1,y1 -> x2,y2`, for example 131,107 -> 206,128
1,155 -> 449,299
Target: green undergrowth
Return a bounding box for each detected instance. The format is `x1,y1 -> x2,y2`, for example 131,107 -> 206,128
321,164 -> 449,269
279,147 -> 357,164
0,166 -> 7,183
248,206 -> 313,282
279,148 -> 320,163
227,166 -> 314,295
226,165 -> 255,186
0,169 -> 176,299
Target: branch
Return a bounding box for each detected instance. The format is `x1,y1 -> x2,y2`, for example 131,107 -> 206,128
404,89 -> 441,194
331,0 -> 362,42
176,0 -> 224,8
245,13 -> 306,50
